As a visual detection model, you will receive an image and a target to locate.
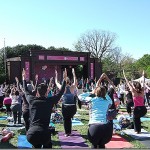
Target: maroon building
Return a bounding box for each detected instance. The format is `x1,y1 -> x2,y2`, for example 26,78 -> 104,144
6,49 -> 101,83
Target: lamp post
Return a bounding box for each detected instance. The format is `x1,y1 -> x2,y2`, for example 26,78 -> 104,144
29,49 -> 32,81
4,38 -> 7,80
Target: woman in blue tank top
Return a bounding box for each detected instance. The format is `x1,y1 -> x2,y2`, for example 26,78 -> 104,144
78,73 -> 115,148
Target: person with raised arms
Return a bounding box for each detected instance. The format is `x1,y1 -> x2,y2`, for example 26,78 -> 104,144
22,68 -> 67,148
78,73 -> 114,148
123,70 -> 147,134
55,68 -> 77,137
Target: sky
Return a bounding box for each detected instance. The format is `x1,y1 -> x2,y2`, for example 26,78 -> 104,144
0,0 -> 150,60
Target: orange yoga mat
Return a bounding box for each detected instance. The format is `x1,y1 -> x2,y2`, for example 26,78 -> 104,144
106,134 -> 133,148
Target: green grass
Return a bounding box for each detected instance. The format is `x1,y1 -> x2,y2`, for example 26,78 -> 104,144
0,108 -> 150,149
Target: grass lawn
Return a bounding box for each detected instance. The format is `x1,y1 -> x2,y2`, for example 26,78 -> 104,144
0,107 -> 150,149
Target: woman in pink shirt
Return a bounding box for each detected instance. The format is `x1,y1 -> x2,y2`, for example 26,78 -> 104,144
3,91 -> 12,117
123,70 -> 147,134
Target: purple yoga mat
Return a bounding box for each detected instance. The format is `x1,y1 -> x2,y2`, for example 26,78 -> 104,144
58,130 -> 89,148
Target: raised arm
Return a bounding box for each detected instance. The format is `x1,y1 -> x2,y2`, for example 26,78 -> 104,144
72,68 -> 77,87
96,73 -> 105,87
140,70 -> 145,90
55,70 -> 62,90
48,77 -> 53,88
103,73 -> 116,90
52,68 -> 67,104
33,74 -> 39,91
22,68 -> 34,94
123,70 -> 134,92
15,77 -> 20,90
22,68 -> 28,92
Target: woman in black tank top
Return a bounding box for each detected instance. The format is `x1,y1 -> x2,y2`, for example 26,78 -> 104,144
55,68 -> 77,137
125,87 -> 134,116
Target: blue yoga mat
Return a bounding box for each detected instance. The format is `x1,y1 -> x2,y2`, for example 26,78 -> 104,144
113,119 -> 119,123
18,135 -> 32,149
49,122 -> 55,127
72,118 -> 84,126
0,116 -> 7,120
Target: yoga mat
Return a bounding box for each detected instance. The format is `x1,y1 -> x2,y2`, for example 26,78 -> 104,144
58,130 -> 89,148
106,134 -> 133,148
113,119 -> 119,124
0,134 -> 2,141
74,112 -> 81,117
72,118 -> 84,126
113,116 -> 150,124
18,135 -> 32,148
0,116 -> 7,120
7,124 -> 25,131
6,126 -> 25,131
123,129 -> 150,140
123,129 -> 150,148
49,122 -> 55,127
7,123 -> 23,127
141,117 -> 150,121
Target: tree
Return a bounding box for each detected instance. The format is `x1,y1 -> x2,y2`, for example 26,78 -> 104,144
134,54 -> 150,78
102,47 -> 122,75
146,66 -> 150,78
47,46 -> 70,51
74,29 -> 117,61
6,44 -> 46,58
47,46 -> 56,51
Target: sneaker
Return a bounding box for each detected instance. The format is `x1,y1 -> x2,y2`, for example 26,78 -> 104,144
64,134 -> 71,137
136,131 -> 141,134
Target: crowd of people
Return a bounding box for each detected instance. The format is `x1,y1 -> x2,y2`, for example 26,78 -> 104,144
0,68 -> 150,148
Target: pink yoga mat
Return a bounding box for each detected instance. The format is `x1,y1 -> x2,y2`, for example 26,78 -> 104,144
58,130 -> 89,148
106,134 -> 133,148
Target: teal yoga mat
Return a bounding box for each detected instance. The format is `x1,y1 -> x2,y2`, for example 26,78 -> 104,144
72,118 -> 84,126
18,135 -> 32,148
0,116 -> 7,120
49,122 -> 55,127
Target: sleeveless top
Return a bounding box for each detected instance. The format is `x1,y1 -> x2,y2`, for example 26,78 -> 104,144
126,91 -> 133,103
62,86 -> 75,105
133,96 -> 144,107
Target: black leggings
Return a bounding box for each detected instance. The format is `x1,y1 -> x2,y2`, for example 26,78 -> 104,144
5,104 -> 11,113
62,104 -> 77,134
22,109 -> 30,132
88,121 -> 113,148
133,106 -> 147,133
145,93 -> 150,106
120,94 -> 124,105
0,96 -> 4,108
27,126 -> 52,148
126,101 -> 134,114
11,104 -> 22,124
